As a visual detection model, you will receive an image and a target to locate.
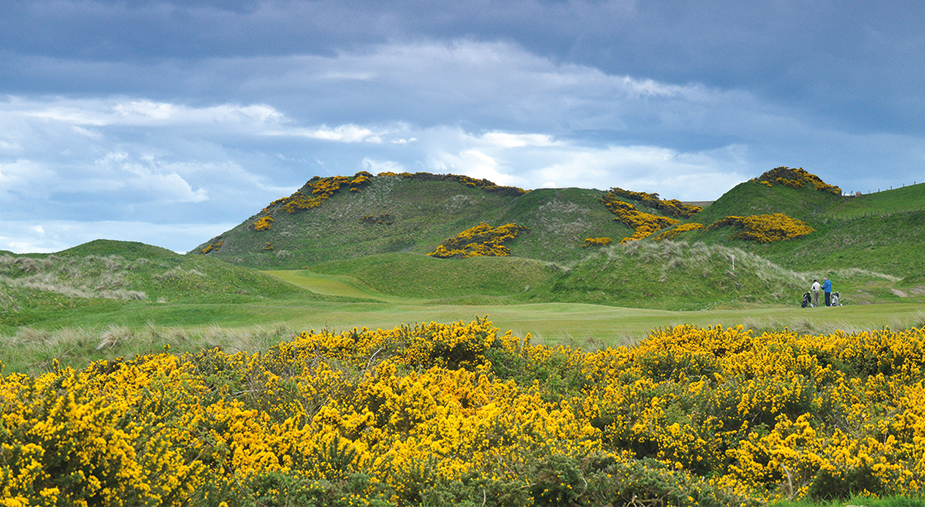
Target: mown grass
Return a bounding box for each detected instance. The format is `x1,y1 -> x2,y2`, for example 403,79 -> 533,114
309,252 -> 557,301
5,287 -> 925,376
769,496 -> 925,507
4,236 -> 925,375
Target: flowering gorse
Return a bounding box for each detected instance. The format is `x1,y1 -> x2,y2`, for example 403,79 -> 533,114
201,239 -> 223,254
607,187 -> 702,218
600,193 -> 680,243
2,320 -> 923,506
582,237 -> 613,247
252,216 -> 274,232
752,167 -> 842,196
709,213 -> 814,243
375,172 -> 527,196
427,222 -> 529,258
654,223 -> 705,241
265,172 -> 374,216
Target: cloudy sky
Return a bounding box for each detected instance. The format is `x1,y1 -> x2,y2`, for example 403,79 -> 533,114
2,0 -> 924,253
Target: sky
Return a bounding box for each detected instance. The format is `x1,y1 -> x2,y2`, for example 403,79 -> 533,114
1,0 -> 924,254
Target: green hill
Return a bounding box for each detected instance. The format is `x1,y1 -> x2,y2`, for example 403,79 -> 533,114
194,173 -> 635,268
683,172 -> 925,278
196,169 -> 924,281
5,167 -> 923,333
0,239 -> 313,332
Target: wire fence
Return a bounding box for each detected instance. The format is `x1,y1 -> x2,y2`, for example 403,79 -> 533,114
844,180 -> 922,196
816,180 -> 925,221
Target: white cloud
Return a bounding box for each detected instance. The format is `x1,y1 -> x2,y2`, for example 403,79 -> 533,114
17,98 -> 284,129
0,139 -> 22,153
289,125 -> 384,143
94,152 -> 209,203
361,158 -> 406,174
480,132 -> 558,148
0,159 -> 56,198
456,149 -> 515,185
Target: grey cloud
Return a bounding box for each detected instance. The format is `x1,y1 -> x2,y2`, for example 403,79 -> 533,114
2,1 -> 924,253
3,0 -> 923,134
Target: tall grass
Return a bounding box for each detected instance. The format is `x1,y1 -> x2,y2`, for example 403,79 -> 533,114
769,495 -> 925,507
0,323 -> 298,376
0,253 -> 148,300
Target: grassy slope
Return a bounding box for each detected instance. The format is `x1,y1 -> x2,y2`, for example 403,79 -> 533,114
684,180 -> 925,279
197,177 -> 522,268
492,187 -> 634,262
0,240 -> 314,332
309,252 -> 558,302
520,241 -> 807,310
197,177 -> 636,269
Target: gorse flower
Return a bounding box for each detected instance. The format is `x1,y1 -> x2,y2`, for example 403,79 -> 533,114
427,222 -> 529,258
264,172 -> 375,215
709,213 -> 814,243
654,223 -> 705,241
376,172 -> 527,196
752,167 -> 842,196
600,193 -> 680,243
607,187 -> 703,218
201,239 -> 223,254
253,215 -> 274,231
583,237 -> 613,247
4,321 -> 923,506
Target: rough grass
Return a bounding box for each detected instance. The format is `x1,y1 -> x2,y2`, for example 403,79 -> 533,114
2,323 -> 297,376
768,495 -> 925,507
519,240 -> 808,310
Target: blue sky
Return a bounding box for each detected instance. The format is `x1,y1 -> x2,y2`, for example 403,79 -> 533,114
2,0 -> 924,253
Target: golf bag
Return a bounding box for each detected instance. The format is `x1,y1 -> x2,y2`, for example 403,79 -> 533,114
831,291 -> 840,306
801,292 -> 812,308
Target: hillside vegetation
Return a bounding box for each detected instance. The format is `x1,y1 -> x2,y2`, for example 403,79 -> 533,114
195,173 -> 635,268
0,240 -> 311,331
196,169 -> 925,281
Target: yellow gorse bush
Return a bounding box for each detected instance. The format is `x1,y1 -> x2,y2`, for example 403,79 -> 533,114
201,239 -> 223,254
241,172 -> 375,241
753,167 -> 842,196
3,319 -> 924,506
375,172 -> 527,196
263,172 -> 374,216
600,193 -> 680,243
606,187 -> 703,218
252,216 -> 274,231
654,223 -> 705,241
709,213 -> 814,243
582,237 -> 613,247
427,222 -> 529,258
